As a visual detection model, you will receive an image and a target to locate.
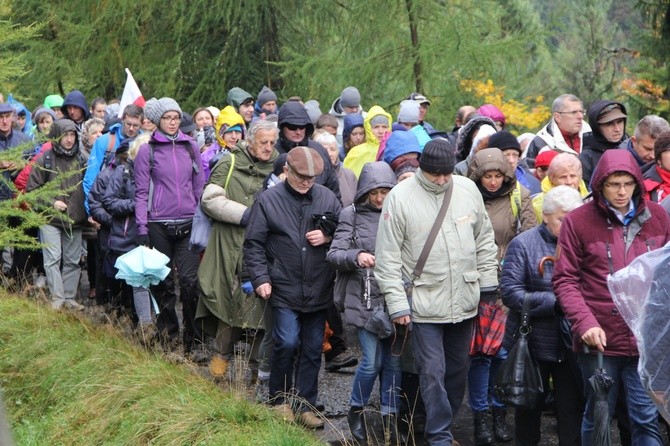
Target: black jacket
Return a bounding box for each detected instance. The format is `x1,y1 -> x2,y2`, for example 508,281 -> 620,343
244,181 -> 342,312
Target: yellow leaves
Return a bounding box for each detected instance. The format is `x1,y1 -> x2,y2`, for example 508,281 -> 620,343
460,79 -> 551,132
619,76 -> 669,111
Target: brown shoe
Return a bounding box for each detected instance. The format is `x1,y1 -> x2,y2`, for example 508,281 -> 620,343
209,354 -> 229,379
297,410 -> 324,429
273,404 -> 295,423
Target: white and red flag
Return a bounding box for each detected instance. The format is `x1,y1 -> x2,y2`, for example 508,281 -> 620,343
117,68 -> 145,117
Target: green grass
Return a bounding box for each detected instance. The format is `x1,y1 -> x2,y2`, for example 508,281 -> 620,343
0,293 -> 322,445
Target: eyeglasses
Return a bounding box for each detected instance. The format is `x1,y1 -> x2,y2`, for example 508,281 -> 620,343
556,109 -> 586,116
284,124 -> 306,131
288,167 -> 316,184
161,115 -> 181,123
123,121 -> 141,129
604,180 -> 636,191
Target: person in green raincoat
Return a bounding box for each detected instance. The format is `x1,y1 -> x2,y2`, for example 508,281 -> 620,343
196,120 -> 279,379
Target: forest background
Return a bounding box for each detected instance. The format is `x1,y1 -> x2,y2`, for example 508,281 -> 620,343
2,0 -> 670,134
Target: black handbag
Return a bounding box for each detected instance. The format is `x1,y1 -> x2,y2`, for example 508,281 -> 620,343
494,293 -> 544,409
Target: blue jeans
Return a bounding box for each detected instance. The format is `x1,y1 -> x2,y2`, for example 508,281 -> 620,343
270,307 -> 326,411
578,353 -> 662,446
467,347 -> 507,412
350,327 -> 402,415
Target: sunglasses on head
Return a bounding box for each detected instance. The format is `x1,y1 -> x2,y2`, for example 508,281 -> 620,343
285,124 -> 306,131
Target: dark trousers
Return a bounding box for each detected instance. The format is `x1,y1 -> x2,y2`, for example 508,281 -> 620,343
86,238 -> 97,290
270,307 -> 327,410
515,358 -> 584,445
412,318 -> 473,446
9,226 -> 43,283
148,221 -> 202,351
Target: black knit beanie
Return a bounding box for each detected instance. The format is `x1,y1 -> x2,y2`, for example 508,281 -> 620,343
419,138 -> 456,175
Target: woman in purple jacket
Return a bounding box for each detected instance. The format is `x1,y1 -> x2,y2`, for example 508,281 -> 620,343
134,97 -> 205,355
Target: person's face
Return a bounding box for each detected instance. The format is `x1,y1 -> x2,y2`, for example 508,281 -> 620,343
66,105 -> 84,123
282,124 -> 306,143
52,107 -> 64,119
284,165 -> 315,194
194,110 -> 213,129
322,125 -> 337,137
601,173 -> 636,214
632,134 -> 656,164
17,114 -> 26,129
554,100 -> 585,135
0,112 -> 13,135
348,127 -> 365,148
141,117 -> 156,132
502,149 -> 520,170
535,165 -> 549,181
481,171 -> 504,193
366,187 -> 391,209
88,125 -> 103,146
249,128 -> 277,161
91,103 -> 106,119
60,130 -> 77,150
37,115 -> 54,134
122,116 -> 142,138
324,142 -> 340,166
343,105 -> 360,114
423,171 -> 452,186
262,101 -> 277,114
371,123 -> 388,142
238,101 -> 254,123
397,171 -> 415,182
543,210 -> 568,237
222,130 -> 242,149
419,103 -> 428,122
494,120 -> 504,131
159,112 -> 181,135
600,118 -> 625,143
659,151 -> 670,172
550,165 -> 581,190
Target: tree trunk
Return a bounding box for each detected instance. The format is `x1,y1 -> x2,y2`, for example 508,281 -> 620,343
405,0 -> 423,93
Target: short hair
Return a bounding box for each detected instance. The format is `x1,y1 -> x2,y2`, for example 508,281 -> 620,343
192,107 -> 214,123
552,94 -> 582,113
634,115 -> 670,140
315,114 -> 338,130
82,117 -> 104,147
313,132 -> 337,148
247,120 -> 278,145
91,97 -> 106,110
653,131 -> 670,162
542,185 -> 584,214
547,152 -> 582,178
128,133 -> 151,161
121,104 -> 143,119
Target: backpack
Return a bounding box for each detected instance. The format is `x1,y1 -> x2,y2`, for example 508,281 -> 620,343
510,181 -> 523,232
147,140 -> 200,212
100,133 -> 117,171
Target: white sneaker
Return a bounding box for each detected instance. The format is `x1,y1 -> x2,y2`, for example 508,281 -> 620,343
63,299 -> 85,311
35,275 -> 47,288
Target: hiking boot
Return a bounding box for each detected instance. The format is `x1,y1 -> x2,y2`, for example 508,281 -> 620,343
273,403 -> 295,423
34,274 -> 47,289
492,407 -> 513,442
325,352 -> 358,372
63,299 -> 85,311
137,323 -> 157,347
297,410 -> 324,429
347,406 -> 366,443
255,377 -> 270,404
209,354 -> 229,379
474,410 -> 494,445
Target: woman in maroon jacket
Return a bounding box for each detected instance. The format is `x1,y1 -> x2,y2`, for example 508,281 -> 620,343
554,149 -> 670,445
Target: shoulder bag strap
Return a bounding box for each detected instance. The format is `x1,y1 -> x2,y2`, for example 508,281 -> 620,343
412,180 -> 454,280
520,293 -> 532,330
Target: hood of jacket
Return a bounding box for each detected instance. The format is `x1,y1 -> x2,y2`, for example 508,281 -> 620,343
383,130 -> 421,164
354,161 -> 397,203
49,118 -> 80,157
587,99 -> 628,151
590,149 -> 646,215
227,87 -> 253,109
363,105 -> 392,147
215,105 -> 246,147
8,95 -> 33,134
456,115 -> 497,161
329,96 -> 345,118
277,101 -> 315,150
61,90 -> 90,121
467,147 -> 516,195
343,113 -> 364,143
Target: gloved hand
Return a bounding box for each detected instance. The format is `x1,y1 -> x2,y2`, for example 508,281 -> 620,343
135,234 -> 151,247
240,208 -> 251,227
480,289 -> 500,302
241,281 -> 254,295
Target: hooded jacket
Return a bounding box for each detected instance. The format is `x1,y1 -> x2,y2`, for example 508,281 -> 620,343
531,175 -> 590,222
0,125 -> 30,201
61,90 -> 90,124
26,119 -> 87,229
554,149 -> 670,356
340,112 -> 365,160
329,96 -> 366,147
580,100 -> 629,186
275,101 -> 341,199
327,162 -> 396,329
226,87 -> 253,110
8,97 -> 33,137
466,148 -> 536,260
134,130 -> 205,235
343,105 -> 392,177
201,106 -> 246,180
83,122 -> 127,213
102,159 -> 138,253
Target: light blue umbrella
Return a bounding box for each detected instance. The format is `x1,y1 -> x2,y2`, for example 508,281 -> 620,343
114,246 -> 170,288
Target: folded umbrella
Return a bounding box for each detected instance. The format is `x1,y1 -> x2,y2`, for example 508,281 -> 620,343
114,246 -> 171,288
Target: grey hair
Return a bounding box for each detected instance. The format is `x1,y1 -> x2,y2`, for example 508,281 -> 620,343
246,120 -> 278,144
313,132 -> 337,148
547,152 -> 581,178
542,185 -> 583,215
552,94 -> 582,113
634,115 -> 670,140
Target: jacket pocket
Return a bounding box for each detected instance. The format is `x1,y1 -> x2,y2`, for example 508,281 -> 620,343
461,270 -> 481,313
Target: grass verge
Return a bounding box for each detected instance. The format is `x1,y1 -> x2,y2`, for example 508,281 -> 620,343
0,292 -> 321,446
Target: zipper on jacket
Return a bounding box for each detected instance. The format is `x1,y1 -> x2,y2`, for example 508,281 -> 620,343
172,141 -> 182,213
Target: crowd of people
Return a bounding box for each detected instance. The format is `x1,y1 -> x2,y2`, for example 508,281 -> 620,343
1,85 -> 669,446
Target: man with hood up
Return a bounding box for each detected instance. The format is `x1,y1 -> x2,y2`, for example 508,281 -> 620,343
580,100 -> 629,186
26,119 -> 87,311
227,87 -> 255,127
329,86 -> 364,146
554,149 -> 670,445
61,90 -> 90,131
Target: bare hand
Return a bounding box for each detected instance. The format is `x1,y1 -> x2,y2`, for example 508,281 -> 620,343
256,283 -> 272,300
582,327 -> 607,352
306,229 -> 331,247
54,200 -> 67,212
357,252 -> 376,268
393,315 -> 411,325
0,161 -> 16,170
88,216 -> 101,230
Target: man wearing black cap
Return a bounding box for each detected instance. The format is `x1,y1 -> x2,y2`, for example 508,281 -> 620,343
244,146 -> 342,429
488,130 -> 541,195
375,138 -> 498,445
